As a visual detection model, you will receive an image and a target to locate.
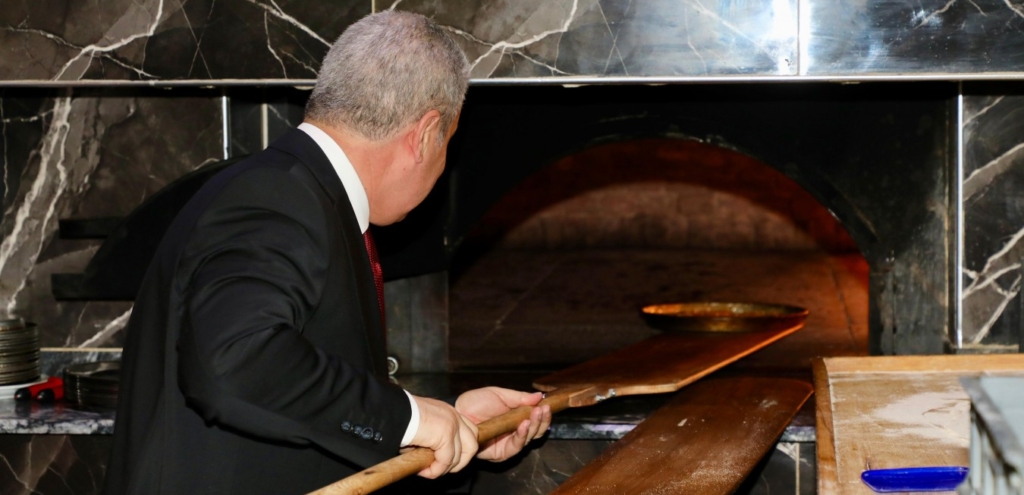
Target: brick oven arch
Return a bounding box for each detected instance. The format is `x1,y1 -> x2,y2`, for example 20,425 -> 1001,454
445,133 -> 874,372
448,112 -> 880,263
456,136 -> 864,260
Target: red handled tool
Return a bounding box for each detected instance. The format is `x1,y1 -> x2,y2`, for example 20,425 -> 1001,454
14,377 -> 63,402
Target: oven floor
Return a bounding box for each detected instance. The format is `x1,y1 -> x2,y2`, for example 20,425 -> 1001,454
450,249 -> 868,373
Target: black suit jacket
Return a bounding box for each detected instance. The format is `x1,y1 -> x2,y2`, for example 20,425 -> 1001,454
103,129 -> 412,495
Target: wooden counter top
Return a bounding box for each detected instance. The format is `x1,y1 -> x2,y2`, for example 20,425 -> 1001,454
813,355 -> 1024,495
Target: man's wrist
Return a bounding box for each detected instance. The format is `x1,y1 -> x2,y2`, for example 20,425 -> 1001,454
400,390 -> 420,447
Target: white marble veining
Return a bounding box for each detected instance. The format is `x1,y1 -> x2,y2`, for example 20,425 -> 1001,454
0,95 -> 75,315
0,400 -> 114,435
0,94 -> 133,346
1,0 -> 351,82
0,25 -> 159,80
963,96 -> 1005,126
54,0 -> 167,80
399,0 -> 798,79
244,0 -> 331,47
962,93 -> 1024,345
469,0 -> 580,78
77,308 -> 133,349
963,229 -> 1024,343
964,142 -> 1024,200
0,90 -> 222,347
5,0 -> 1024,82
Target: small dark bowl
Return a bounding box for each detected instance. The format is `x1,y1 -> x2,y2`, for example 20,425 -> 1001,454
640,302 -> 809,333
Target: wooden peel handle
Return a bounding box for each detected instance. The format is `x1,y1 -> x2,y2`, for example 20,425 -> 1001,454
308,388 -> 585,495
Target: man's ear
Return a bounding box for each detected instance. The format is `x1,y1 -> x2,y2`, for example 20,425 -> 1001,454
411,109 -> 442,163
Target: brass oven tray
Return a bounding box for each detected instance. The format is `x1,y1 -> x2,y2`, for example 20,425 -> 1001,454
640,302 -> 809,333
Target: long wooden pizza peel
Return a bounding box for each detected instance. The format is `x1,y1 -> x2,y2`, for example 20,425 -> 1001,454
309,322 -> 804,495
551,376 -> 813,495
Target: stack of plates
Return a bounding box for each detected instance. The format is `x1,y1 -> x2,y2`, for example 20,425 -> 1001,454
64,361 -> 120,409
0,318 -> 40,386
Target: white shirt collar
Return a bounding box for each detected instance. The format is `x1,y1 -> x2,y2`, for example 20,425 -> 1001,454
297,122 -> 370,234
298,125 -> 421,442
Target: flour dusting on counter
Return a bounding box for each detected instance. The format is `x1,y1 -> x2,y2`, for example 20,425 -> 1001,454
870,387 -> 970,448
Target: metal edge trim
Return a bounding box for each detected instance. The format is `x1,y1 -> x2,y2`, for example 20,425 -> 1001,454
956,86 -> 965,349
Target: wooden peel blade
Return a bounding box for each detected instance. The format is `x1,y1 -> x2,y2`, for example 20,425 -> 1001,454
551,377 -> 814,495
309,322 -> 804,495
533,323 -> 804,395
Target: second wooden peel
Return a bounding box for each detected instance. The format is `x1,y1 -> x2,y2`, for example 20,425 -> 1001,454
551,377 -> 814,495
311,322 -> 805,495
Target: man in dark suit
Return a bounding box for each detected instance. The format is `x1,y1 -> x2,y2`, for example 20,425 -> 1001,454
103,11 -> 550,495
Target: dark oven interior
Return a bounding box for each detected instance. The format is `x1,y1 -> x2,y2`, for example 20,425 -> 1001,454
436,82 -> 954,374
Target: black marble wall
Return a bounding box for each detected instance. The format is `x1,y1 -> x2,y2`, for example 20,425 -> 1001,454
394,0 -> 798,78
962,85 -> 1024,348
806,0 -> 1024,75
0,89 -> 223,347
403,0 -> 1024,77
3,0 -> 801,81
6,0 -> 1024,82
0,0 -> 366,81
0,435 -> 112,495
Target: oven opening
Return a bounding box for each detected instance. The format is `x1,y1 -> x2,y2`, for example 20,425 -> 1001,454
449,137 -> 868,374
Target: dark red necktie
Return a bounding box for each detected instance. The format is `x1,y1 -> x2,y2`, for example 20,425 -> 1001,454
362,230 -> 386,329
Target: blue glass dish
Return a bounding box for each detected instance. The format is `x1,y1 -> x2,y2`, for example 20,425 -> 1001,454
861,467 -> 969,492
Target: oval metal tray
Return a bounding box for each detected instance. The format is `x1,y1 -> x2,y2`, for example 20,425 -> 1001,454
640,302 -> 809,333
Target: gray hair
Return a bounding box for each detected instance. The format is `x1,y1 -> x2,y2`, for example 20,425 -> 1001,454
306,11 -> 469,143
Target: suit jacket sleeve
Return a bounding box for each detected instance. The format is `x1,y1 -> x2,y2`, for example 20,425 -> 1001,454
174,166 -> 411,468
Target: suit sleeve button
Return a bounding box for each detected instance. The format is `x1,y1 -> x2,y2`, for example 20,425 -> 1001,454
373,432 -> 383,443
352,425 -> 363,437
341,421 -> 352,433
360,428 -> 374,440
